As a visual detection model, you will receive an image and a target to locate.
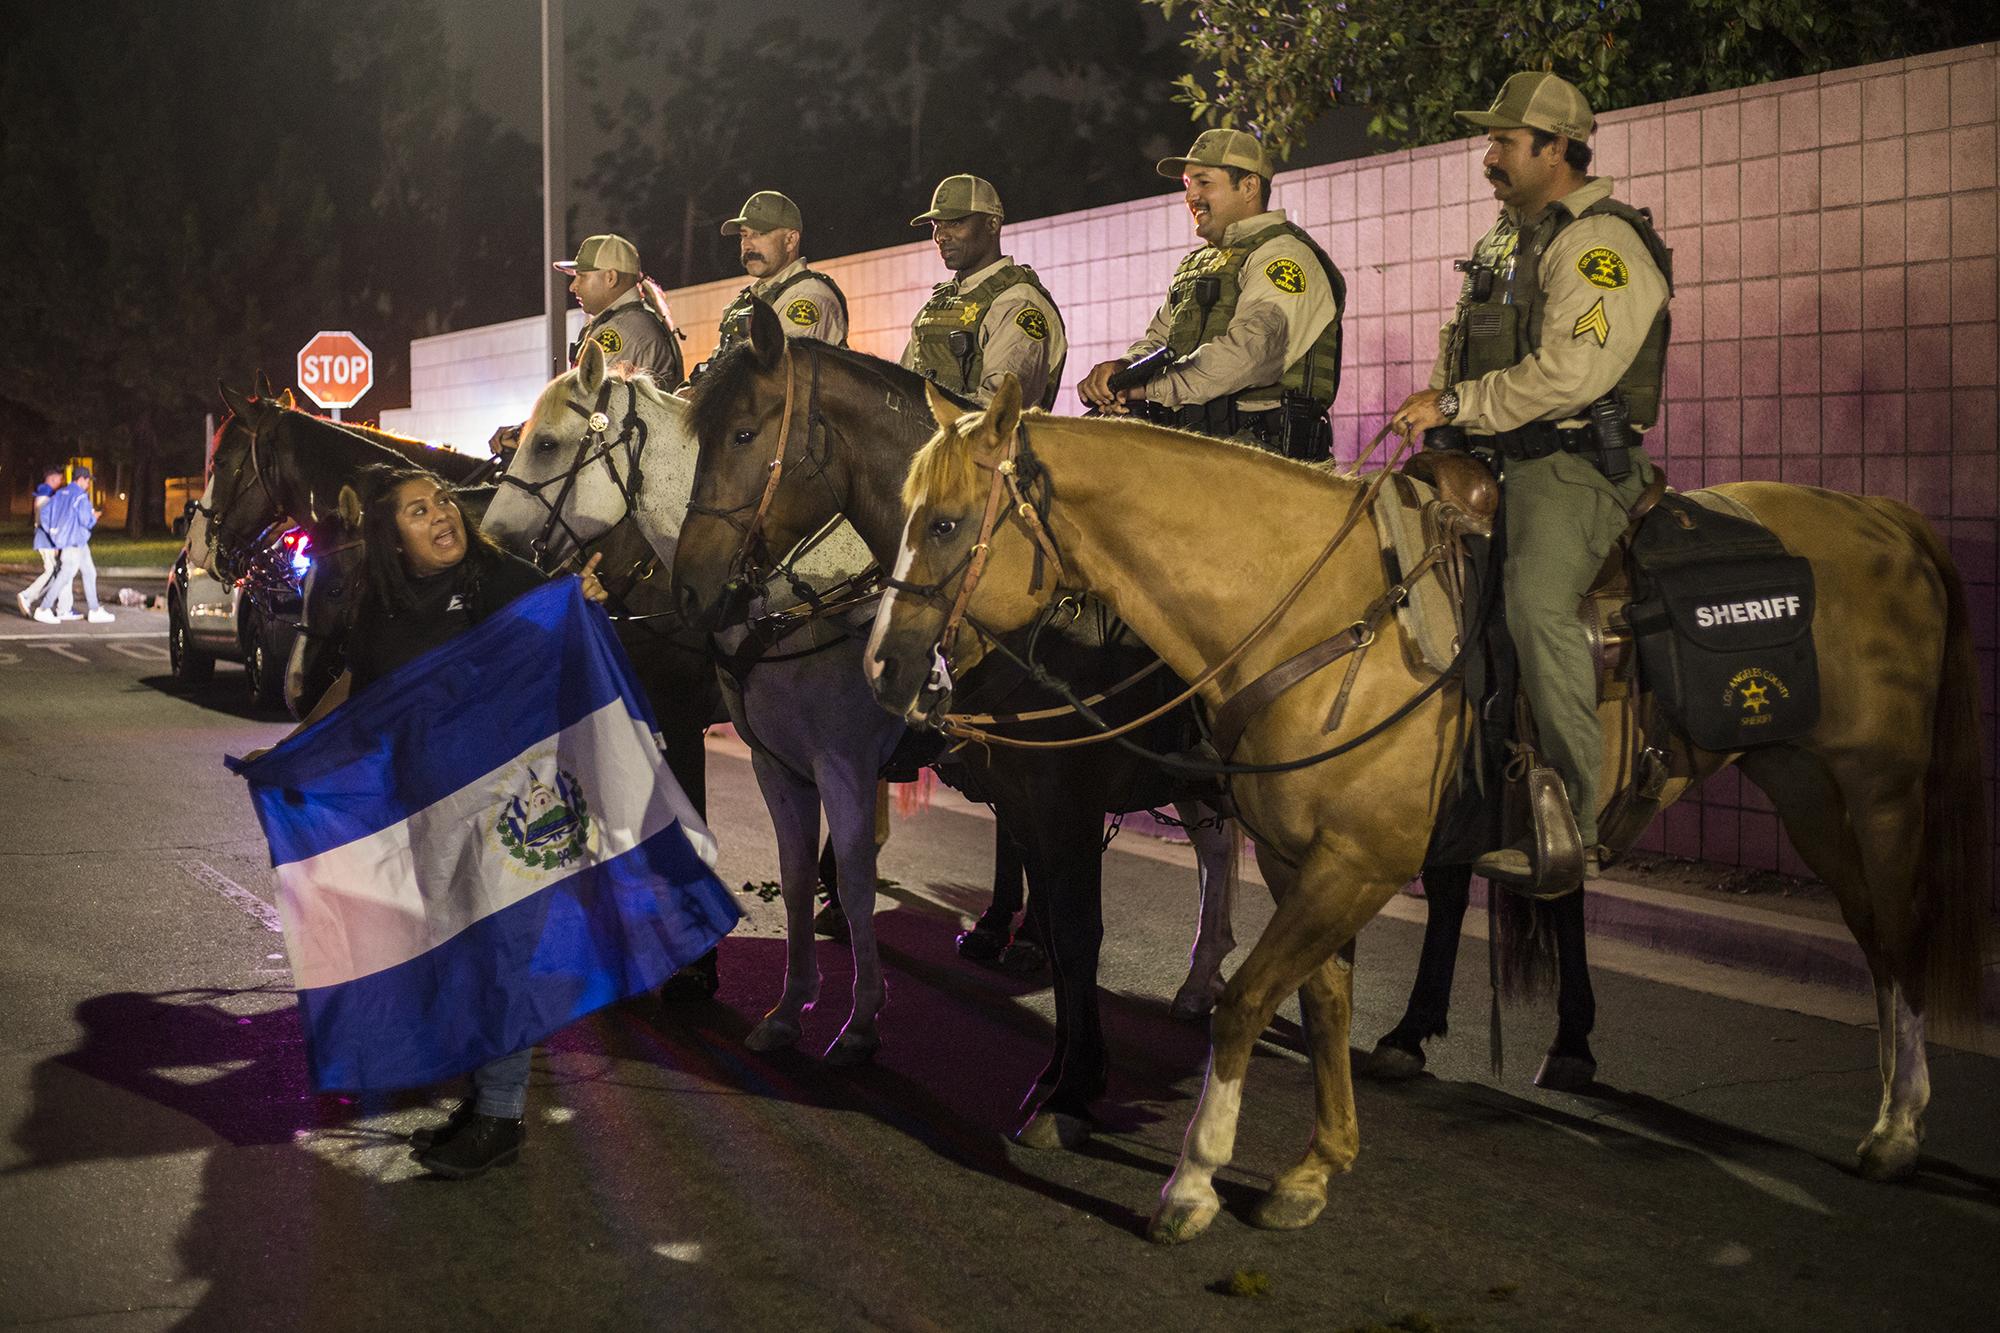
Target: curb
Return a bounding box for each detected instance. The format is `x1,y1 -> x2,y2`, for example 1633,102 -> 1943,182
0,563 -> 171,579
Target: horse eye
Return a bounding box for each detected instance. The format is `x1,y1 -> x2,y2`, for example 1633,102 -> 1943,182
928,517 -> 957,540
733,428 -> 757,446
535,436 -> 558,453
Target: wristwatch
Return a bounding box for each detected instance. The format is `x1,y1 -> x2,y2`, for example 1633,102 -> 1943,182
1436,387 -> 1460,423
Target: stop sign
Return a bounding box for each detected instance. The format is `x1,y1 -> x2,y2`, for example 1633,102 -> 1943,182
296,331 -> 374,410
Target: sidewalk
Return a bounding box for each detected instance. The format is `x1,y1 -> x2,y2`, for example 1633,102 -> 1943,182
832,745 -> 2000,1055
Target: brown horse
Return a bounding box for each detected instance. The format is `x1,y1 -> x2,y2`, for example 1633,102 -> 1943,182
867,375 -> 1988,1244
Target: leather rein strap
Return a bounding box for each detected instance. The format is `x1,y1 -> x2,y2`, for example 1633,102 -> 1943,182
938,421 -> 1409,751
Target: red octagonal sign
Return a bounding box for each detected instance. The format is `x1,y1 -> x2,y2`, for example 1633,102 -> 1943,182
296,330 -> 374,410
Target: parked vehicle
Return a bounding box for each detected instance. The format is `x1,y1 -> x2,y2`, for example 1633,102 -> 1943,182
168,521 -> 313,712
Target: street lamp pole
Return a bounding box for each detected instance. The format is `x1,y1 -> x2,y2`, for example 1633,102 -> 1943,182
542,0 -> 568,379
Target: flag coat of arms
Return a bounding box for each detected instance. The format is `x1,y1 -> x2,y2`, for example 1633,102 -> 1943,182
230,579 -> 740,1091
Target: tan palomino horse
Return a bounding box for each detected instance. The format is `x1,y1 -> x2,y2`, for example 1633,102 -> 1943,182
866,376 -> 1989,1245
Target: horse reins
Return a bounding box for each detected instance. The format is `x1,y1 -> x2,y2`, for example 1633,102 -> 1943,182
901,422 -> 1413,754
495,377 -> 650,571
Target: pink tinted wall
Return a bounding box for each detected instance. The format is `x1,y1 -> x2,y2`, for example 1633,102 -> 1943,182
665,44 -> 2000,901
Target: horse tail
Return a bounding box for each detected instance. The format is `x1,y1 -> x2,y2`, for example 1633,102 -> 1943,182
1493,888 -> 1559,1001
1876,500 -> 1991,1038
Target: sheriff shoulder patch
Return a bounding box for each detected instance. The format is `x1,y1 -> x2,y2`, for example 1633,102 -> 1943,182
1264,257 -> 1307,293
594,326 -> 623,355
1573,297 -> 1611,347
1577,247 -> 1629,289
785,297 -> 820,327
1014,307 -> 1048,341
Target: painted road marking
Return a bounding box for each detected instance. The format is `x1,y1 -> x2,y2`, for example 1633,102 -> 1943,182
107,642 -> 170,661
0,630 -> 167,642
178,859 -> 283,934
21,641 -> 89,663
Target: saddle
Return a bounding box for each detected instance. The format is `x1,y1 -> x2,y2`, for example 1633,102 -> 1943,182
1377,453 -> 1821,870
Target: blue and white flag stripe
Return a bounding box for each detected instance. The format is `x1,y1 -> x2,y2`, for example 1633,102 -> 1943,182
231,579 -> 740,1092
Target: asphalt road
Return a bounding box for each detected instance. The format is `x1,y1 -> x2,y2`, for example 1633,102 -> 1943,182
3,576 -> 1998,1332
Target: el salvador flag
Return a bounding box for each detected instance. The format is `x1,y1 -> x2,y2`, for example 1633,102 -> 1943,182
229,579 -> 740,1092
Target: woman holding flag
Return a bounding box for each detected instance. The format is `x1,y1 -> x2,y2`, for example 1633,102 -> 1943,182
243,464 -> 736,1182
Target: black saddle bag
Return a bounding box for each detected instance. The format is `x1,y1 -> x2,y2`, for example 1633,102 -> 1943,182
1627,497 -> 1820,752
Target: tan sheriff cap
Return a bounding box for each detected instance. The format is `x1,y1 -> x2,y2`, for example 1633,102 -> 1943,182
1456,72 -> 1594,141
1156,126 -> 1278,181
720,191 -> 802,236
554,233 -> 641,275
911,175 -> 1005,226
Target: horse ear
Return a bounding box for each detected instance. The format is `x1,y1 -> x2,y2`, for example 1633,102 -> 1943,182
984,374 -> 1023,445
577,336 -> 608,396
255,371 -> 275,398
747,299 -> 786,368
276,388 -> 297,411
336,484 -> 363,533
220,382 -> 256,420
925,380 -> 963,430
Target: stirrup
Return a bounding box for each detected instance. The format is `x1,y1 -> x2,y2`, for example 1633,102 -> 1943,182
1478,756 -> 1586,896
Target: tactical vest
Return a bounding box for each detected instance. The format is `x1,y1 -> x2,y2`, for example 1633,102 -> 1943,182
908,263 -> 1065,409
1448,194 -> 1674,426
575,298 -> 685,385
715,268 -> 850,355
1163,220 -> 1346,407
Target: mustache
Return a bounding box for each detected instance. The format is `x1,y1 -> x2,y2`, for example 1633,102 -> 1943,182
1485,167 -> 1512,186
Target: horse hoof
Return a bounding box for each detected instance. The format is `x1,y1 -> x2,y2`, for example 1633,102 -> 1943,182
1363,1039 -> 1426,1081
1011,1111 -> 1092,1151
1251,1187 -> 1327,1231
823,1030 -> 881,1068
955,923 -> 1007,963
813,902 -> 849,942
1856,1130 -> 1920,1182
1147,1194 -> 1220,1245
744,1018 -> 803,1053
997,939 -> 1048,976
1533,1053 -> 1598,1092
1169,982 -> 1222,1021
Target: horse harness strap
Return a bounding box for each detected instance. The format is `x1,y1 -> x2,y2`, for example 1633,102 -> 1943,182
1208,543 -> 1445,759
938,422 -> 1409,751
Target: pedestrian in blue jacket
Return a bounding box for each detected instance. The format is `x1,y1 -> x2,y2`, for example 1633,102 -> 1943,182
33,467 -> 113,625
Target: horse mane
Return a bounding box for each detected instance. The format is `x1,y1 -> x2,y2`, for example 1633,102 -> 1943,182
689,338 -> 965,446
529,362 -> 678,430
902,413 -> 991,511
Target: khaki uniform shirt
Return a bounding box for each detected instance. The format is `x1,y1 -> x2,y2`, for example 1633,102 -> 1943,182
576,287 -> 679,381
1429,176 -> 1669,432
899,256 -> 1068,408
1125,210 -> 1340,412
752,258 -> 848,344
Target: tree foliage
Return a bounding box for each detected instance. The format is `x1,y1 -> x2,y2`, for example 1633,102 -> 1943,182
0,1 -> 537,529
1144,0 -> 1991,157
579,0 -> 1190,287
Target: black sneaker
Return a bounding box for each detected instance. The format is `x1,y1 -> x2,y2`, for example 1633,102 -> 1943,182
658,947 -> 721,1004
415,1111 -> 523,1180
409,1099 -> 479,1151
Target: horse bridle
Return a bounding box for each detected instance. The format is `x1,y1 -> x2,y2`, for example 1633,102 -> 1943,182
495,376 -> 650,571
682,341 -> 848,614
199,416 -> 295,580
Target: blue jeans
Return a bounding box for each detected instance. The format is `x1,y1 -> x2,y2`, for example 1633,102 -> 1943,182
471,1046 -> 533,1118
38,545 -> 99,615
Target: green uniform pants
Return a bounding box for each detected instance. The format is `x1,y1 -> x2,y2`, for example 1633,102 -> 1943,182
1500,448 -> 1657,846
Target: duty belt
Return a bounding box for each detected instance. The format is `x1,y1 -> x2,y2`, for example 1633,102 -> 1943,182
1493,421 -> 1599,460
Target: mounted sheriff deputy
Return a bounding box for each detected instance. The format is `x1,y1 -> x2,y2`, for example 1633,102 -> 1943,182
713,190 -> 849,360
901,174 -> 1068,410
1079,127 -> 1344,459
556,233 -> 686,385
1389,70 -> 1674,892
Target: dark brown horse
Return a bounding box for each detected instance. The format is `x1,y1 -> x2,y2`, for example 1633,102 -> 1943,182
670,305 -> 1241,1146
